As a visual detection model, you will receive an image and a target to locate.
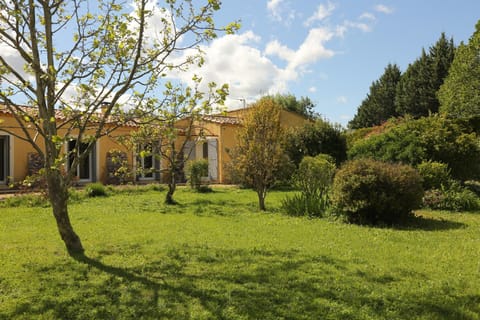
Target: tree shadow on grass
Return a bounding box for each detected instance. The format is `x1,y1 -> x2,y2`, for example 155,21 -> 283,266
6,245 -> 480,319
397,213 -> 467,231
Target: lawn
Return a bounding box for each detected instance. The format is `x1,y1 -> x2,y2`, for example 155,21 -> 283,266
0,186 -> 479,319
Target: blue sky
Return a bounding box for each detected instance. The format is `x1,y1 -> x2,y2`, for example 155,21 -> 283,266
1,1 -> 478,125
192,0 -> 480,125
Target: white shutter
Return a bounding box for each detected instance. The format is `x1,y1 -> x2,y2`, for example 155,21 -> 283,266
207,138 -> 218,181
183,140 -> 196,161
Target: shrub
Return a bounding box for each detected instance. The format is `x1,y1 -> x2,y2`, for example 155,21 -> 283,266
196,185 -> 213,193
348,115 -> 480,181
282,192 -> 330,217
68,188 -> 85,202
284,119 -> 347,166
85,182 -> 107,197
416,161 -> 452,190
331,159 -> 424,225
185,159 -> 209,190
422,183 -> 480,211
282,155 -> 336,217
0,194 -> 49,208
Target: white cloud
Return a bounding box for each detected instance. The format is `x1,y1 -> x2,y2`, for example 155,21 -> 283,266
169,31 -> 284,104
359,12 -> 376,20
288,27 -> 335,70
343,20 -> 372,33
265,27 -> 335,89
335,19 -> 373,37
267,0 -> 296,25
0,42 -> 36,87
374,4 -> 394,14
265,40 -> 295,62
267,0 -> 283,20
304,2 -> 336,26
167,26 -> 338,109
337,96 -> 348,104
163,1 -> 387,110
267,0 -> 284,15
129,0 -> 179,48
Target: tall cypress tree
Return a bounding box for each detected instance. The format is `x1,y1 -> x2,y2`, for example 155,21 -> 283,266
395,33 -> 455,118
430,33 -> 455,92
349,64 -> 402,129
439,21 -> 480,121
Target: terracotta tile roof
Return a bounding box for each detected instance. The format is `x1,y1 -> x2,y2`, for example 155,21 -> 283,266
1,104 -> 244,127
0,104 -> 138,127
0,106 -> 71,121
201,115 -> 241,125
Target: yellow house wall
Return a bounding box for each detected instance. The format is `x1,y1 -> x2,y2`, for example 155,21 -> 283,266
279,109 -> 308,128
162,120 -> 223,183
0,115 -> 41,185
0,106 -> 308,187
0,113 -> 135,186
217,108 -> 307,183
169,108 -> 308,184
97,126 -> 135,183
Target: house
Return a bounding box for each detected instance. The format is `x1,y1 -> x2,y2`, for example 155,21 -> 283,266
176,107 -> 308,184
0,104 -> 307,188
0,104 -> 136,188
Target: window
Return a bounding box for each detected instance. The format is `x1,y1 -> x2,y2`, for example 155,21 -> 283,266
202,142 -> 208,159
67,139 -> 94,181
0,136 -> 5,183
137,143 -> 156,180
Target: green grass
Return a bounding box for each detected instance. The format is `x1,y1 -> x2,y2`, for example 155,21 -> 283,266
0,187 -> 479,319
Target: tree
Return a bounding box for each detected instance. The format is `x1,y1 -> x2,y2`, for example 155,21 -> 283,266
272,93 -> 319,119
285,118 -> 346,166
125,78 -> 228,205
430,33 -> 456,93
0,0 -> 237,255
395,49 -> 435,118
439,21 -> 480,122
229,97 -> 286,211
396,33 -> 455,118
348,64 -> 401,129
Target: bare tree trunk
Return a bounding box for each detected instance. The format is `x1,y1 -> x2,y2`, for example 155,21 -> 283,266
47,170 -> 84,255
257,187 -> 267,211
165,169 -> 177,205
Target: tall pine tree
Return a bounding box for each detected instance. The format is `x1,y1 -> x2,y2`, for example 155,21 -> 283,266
438,21 -> 480,121
349,64 -> 401,129
395,33 -> 455,118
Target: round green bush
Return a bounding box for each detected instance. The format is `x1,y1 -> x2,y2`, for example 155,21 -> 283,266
331,159 -> 424,225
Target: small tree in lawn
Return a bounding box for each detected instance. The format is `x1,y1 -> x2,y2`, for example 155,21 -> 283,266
0,0 -> 237,255
229,97 -> 286,211
123,77 -> 228,204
